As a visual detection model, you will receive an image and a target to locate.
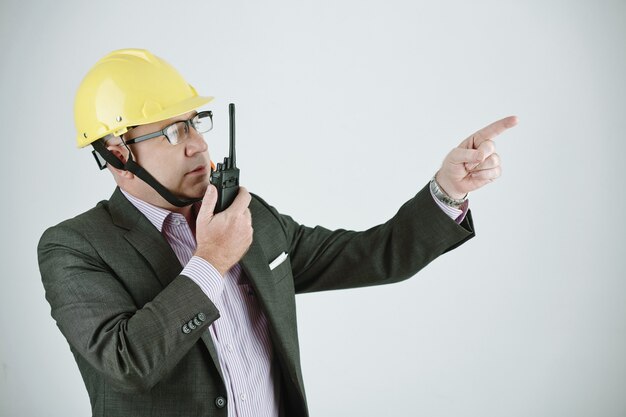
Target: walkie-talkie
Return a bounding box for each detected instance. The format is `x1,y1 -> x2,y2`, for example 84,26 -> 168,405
210,103 -> 240,213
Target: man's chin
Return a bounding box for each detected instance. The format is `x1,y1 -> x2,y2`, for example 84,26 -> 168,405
179,182 -> 210,200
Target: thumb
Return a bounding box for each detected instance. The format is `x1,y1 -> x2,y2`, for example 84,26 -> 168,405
198,185 -> 218,219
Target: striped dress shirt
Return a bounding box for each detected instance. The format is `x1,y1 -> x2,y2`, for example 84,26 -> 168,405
120,187 -> 467,417
121,190 -> 279,417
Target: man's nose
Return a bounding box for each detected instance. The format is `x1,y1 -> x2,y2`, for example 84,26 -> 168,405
185,128 -> 208,156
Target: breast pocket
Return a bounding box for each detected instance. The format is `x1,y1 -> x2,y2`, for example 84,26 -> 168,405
269,252 -> 292,283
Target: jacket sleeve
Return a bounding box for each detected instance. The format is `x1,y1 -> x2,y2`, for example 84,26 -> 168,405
256,182 -> 475,294
37,224 -> 219,393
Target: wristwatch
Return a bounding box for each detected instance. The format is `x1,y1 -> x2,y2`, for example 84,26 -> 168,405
430,175 -> 467,209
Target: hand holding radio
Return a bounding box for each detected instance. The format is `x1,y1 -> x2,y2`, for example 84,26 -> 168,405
194,184 -> 253,276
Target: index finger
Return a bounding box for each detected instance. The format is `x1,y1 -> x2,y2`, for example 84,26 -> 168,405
466,115 -> 518,148
228,186 -> 252,214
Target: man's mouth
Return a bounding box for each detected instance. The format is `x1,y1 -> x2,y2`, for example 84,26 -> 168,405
186,165 -> 207,175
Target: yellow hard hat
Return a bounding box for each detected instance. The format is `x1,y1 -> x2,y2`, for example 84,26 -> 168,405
74,48 -> 213,147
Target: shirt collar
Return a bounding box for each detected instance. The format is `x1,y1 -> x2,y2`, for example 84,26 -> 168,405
120,189 -> 173,232
120,189 -> 202,233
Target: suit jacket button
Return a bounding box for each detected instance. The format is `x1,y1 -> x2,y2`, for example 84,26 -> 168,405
197,312 -> 206,322
215,396 -> 227,408
188,320 -> 197,330
182,324 -> 191,334
193,317 -> 202,326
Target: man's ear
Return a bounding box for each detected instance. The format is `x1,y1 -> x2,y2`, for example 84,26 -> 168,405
106,144 -> 134,179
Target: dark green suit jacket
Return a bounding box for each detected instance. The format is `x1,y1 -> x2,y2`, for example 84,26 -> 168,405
38,183 -> 474,417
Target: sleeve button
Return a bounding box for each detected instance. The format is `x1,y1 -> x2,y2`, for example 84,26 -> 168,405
215,396 -> 227,408
182,324 -> 191,334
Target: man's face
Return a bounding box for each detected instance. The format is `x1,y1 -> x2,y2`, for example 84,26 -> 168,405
123,111 -> 212,200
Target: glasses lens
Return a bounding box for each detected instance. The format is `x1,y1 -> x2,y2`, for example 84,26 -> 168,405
165,122 -> 189,145
193,112 -> 213,133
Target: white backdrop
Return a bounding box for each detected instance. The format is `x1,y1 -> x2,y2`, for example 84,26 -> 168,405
1,0 -> 625,416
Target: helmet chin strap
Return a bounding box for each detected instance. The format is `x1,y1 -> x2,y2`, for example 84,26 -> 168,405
92,140 -> 202,208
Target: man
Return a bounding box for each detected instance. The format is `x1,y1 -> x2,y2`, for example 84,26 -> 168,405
38,49 -> 517,417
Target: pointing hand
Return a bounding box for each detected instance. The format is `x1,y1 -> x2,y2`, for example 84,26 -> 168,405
435,116 -> 519,199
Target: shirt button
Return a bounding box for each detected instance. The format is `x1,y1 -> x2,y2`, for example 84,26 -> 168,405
240,393 -> 247,401
215,396 -> 227,408
227,344 -> 234,352
173,218 -> 181,226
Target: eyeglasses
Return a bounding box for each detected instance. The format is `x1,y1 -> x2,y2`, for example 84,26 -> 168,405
124,111 -> 213,146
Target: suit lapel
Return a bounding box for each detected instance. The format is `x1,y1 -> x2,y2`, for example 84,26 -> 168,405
109,188 -> 184,289
124,226 -> 183,288
240,238 -> 276,303
240,236 -> 303,394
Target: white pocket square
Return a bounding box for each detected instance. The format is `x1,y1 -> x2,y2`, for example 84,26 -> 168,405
269,252 -> 288,271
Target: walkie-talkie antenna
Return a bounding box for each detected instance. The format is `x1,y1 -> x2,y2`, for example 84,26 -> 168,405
228,103 -> 236,169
